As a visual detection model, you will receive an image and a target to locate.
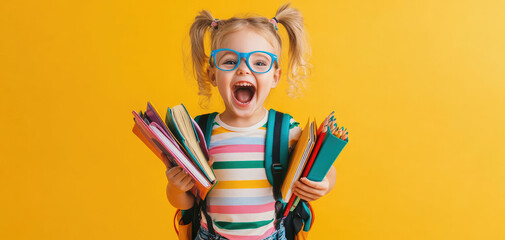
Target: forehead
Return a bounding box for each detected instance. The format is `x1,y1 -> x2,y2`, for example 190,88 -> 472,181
218,29 -> 278,54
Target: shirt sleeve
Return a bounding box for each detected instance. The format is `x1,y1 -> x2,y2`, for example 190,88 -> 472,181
288,117 -> 302,155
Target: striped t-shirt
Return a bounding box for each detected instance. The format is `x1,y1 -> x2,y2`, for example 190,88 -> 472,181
201,110 -> 301,240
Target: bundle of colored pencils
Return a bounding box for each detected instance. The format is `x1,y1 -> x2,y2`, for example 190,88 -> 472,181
320,111 -> 348,141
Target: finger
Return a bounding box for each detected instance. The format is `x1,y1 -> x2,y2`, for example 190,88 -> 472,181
293,189 -> 315,202
294,184 -> 325,199
295,180 -> 327,194
300,178 -> 327,190
179,175 -> 193,187
178,175 -> 194,191
183,180 -> 195,191
293,188 -> 319,202
166,166 -> 182,175
170,176 -> 192,192
304,178 -> 329,190
172,169 -> 189,182
166,167 -> 182,178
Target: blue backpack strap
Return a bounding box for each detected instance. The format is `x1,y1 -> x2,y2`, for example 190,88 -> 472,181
279,111 -> 291,175
265,109 -> 292,201
265,109 -> 292,230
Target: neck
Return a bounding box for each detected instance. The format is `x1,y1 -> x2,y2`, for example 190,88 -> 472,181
219,107 -> 267,128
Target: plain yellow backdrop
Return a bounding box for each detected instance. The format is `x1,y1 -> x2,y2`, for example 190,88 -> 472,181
1,0 -> 505,239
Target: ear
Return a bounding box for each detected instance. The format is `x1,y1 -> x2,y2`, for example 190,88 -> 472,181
272,68 -> 281,88
207,67 -> 217,87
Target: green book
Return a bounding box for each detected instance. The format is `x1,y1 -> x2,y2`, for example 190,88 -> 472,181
165,104 -> 216,183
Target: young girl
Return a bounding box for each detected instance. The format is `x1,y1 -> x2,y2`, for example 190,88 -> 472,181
165,4 -> 337,240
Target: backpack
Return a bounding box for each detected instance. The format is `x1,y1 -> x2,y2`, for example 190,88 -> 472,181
174,109 -> 314,240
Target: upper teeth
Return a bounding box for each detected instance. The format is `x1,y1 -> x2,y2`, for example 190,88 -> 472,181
236,82 -> 253,87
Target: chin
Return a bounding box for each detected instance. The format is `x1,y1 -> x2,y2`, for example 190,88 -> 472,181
225,98 -> 265,120
229,102 -> 258,118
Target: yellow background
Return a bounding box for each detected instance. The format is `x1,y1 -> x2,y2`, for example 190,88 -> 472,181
1,0 -> 504,239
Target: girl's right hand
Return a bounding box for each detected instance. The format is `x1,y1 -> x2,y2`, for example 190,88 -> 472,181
165,156 -> 214,193
165,167 -> 194,193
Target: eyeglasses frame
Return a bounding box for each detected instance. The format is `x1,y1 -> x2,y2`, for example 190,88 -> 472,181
209,48 -> 279,74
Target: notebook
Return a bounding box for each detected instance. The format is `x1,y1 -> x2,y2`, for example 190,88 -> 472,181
132,102 -> 217,199
280,119 -> 317,203
165,104 -> 216,183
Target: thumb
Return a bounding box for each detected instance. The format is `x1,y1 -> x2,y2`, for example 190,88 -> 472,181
208,156 -> 215,166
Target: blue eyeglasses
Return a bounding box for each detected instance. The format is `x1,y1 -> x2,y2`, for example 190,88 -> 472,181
209,48 -> 278,74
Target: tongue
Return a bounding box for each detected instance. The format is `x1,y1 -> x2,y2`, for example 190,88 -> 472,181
235,88 -> 253,103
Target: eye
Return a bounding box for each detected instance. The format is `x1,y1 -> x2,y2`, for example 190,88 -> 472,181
253,61 -> 267,66
223,60 -> 238,65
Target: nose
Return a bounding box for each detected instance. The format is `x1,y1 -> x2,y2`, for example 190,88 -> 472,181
236,57 -> 252,75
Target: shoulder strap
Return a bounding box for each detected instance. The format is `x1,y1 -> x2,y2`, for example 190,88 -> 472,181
265,109 -> 292,201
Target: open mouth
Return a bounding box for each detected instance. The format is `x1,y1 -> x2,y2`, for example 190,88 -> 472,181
232,82 -> 256,106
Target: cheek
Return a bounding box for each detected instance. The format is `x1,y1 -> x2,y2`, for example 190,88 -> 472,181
258,75 -> 276,88
215,74 -> 233,95
215,73 -> 229,86
256,79 -> 275,97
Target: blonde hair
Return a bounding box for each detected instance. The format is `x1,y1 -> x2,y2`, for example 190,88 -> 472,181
189,4 -> 311,107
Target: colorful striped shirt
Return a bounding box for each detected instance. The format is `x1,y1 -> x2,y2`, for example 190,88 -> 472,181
201,110 -> 301,240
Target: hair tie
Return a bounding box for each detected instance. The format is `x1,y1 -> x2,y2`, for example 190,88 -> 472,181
270,17 -> 278,31
210,19 -> 219,29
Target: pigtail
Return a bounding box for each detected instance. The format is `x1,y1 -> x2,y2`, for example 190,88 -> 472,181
274,4 -> 312,97
189,10 -> 215,107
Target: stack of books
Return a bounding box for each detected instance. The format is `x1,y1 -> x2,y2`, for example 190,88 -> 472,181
132,102 -> 217,199
281,111 -> 349,216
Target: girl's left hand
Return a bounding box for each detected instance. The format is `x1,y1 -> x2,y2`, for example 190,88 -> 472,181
292,177 -> 330,202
